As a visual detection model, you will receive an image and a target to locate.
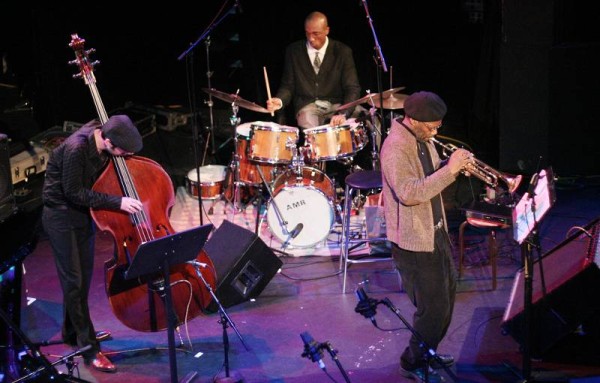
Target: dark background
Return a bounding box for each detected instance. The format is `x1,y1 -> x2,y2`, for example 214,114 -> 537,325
1,1 -> 599,176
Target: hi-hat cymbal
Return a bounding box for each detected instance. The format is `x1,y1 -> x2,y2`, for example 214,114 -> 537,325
202,88 -> 270,114
336,86 -> 406,112
368,92 -> 408,110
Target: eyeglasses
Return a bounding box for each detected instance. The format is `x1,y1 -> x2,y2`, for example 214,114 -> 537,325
422,122 -> 442,132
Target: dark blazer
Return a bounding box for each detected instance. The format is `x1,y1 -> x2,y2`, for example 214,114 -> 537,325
275,39 -> 361,117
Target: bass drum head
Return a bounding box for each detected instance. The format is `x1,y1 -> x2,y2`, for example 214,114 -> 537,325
266,186 -> 334,248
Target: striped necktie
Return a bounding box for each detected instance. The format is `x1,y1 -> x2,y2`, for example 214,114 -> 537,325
313,52 -> 321,73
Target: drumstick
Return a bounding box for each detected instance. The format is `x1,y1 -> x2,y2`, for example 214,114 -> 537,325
263,66 -> 274,117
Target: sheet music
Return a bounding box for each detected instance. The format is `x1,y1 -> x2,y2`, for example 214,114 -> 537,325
512,169 -> 554,244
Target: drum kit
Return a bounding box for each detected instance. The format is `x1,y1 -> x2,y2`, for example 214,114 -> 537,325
185,87 -> 407,248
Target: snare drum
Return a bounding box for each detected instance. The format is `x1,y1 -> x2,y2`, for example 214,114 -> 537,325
249,121 -> 299,164
236,123 -> 282,185
186,165 -> 227,199
266,167 -> 335,248
304,119 -> 368,161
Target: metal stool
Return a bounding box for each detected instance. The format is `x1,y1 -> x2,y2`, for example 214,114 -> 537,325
339,170 -> 394,293
458,217 -> 510,290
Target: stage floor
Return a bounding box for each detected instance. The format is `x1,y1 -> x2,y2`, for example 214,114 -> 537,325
9,179 -> 600,383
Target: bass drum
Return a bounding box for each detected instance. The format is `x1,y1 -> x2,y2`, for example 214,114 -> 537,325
266,167 -> 335,248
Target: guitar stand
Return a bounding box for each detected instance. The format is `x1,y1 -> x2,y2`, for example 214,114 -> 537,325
188,261 -> 249,383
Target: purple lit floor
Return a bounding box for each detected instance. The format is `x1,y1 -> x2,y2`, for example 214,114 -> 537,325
16,179 -> 600,383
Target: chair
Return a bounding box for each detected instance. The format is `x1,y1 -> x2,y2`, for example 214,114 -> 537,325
339,170 -> 395,293
458,217 -> 510,290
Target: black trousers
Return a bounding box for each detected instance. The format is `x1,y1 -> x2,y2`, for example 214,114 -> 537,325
42,206 -> 99,360
392,229 -> 457,369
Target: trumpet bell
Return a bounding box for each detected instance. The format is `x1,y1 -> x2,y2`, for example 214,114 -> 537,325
506,174 -> 523,194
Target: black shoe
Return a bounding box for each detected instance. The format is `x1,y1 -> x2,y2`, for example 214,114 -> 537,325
430,354 -> 454,369
399,365 -> 444,382
95,330 -> 112,342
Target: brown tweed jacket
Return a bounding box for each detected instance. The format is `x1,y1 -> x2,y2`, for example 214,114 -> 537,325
381,119 -> 458,252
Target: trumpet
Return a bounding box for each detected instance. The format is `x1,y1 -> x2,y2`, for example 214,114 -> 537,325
430,137 -> 522,194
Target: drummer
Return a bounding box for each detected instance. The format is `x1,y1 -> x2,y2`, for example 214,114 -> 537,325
266,11 -> 363,131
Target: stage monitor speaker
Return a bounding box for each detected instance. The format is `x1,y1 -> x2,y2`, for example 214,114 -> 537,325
0,134 -> 16,222
203,220 -> 282,311
502,217 -> 600,357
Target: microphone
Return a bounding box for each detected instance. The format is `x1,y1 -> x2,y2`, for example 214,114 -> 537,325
300,332 -> 326,370
355,287 -> 378,326
290,223 -> 303,239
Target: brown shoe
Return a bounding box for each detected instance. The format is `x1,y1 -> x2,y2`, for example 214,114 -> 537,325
89,352 -> 116,373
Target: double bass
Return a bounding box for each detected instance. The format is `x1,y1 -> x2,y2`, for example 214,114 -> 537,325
69,34 -> 216,332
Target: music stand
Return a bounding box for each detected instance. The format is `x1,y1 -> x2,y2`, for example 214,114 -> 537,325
124,224 -> 214,383
508,167 -> 556,381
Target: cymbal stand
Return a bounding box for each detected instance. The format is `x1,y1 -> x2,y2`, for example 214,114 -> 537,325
225,92 -> 244,214
202,37 -> 216,164
364,93 -> 382,171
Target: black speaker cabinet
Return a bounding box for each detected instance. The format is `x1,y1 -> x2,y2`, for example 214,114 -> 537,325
502,218 -> 600,357
203,220 -> 282,311
0,134 -> 16,222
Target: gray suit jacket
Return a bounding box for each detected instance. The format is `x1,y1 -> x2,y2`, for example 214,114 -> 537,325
275,39 -> 361,117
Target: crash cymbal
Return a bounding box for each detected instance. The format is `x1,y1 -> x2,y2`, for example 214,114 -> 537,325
202,88 -> 270,114
368,92 -> 408,110
336,86 -> 406,111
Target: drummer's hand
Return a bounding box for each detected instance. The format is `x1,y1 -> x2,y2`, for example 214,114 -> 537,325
120,197 -> 143,214
330,114 -> 346,126
267,97 -> 283,112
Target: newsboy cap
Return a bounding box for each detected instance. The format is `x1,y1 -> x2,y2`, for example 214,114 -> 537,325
101,115 -> 143,153
404,91 -> 447,122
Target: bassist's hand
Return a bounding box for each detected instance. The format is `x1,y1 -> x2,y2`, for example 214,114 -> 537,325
120,197 -> 143,214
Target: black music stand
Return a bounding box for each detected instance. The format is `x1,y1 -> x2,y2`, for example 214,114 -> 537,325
508,168 -> 556,382
124,224 -> 214,383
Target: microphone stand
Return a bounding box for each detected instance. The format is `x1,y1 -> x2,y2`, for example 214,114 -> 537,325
360,0 -> 388,146
0,306 -> 91,383
380,298 -> 459,382
189,262 -> 249,383
356,295 -> 458,382
177,0 -> 240,226
321,341 -> 352,383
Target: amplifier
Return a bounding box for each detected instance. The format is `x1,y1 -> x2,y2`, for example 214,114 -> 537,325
10,146 -> 49,185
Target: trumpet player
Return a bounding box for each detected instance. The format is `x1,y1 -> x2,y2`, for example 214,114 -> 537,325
381,91 -> 472,382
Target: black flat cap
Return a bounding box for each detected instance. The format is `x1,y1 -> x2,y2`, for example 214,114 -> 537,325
101,115 -> 143,153
404,91 -> 447,122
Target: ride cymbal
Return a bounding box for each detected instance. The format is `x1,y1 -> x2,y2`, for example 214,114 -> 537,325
336,86 -> 406,111
202,88 -> 270,114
